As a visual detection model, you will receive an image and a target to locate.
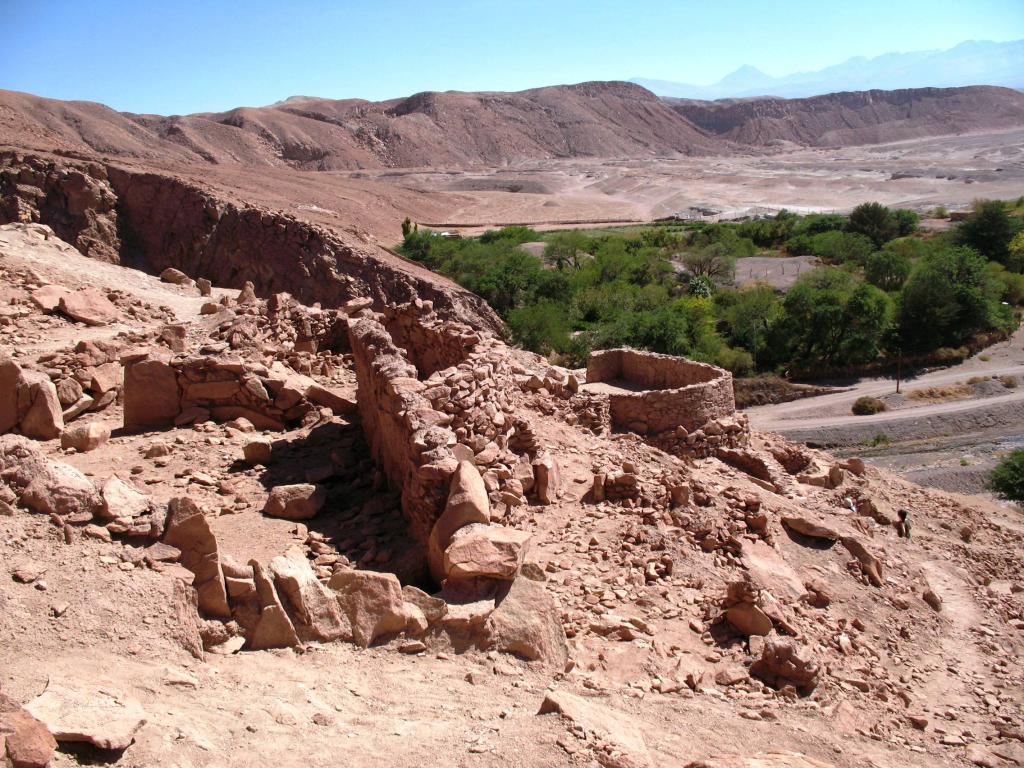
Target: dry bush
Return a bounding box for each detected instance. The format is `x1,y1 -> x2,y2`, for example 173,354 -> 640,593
906,385 -> 973,401
852,396 -> 887,415
1001,375 -> 1019,389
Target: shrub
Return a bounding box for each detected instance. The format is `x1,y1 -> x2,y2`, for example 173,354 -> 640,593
1000,375 -> 1018,389
852,396 -> 887,415
930,205 -> 949,219
848,202 -> 898,247
990,449 -> 1024,502
957,199 -> 1022,263
865,250 -> 911,291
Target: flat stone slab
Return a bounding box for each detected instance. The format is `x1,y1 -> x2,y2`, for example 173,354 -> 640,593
25,682 -> 146,751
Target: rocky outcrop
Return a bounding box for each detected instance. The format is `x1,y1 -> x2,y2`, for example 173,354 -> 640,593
0,152 -> 502,332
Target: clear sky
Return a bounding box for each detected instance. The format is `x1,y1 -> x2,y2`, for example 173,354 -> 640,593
2,0 -> 1022,114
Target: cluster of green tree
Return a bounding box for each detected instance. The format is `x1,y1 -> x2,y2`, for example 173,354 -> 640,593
397,199 -> 1023,375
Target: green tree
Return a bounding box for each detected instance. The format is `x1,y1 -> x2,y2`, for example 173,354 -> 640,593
544,231 -> 589,269
847,202 -> 898,248
1008,231 -> 1024,272
507,302 -> 571,355
807,230 -> 875,264
776,268 -> 892,367
896,245 -> 1009,352
717,284 -> 781,364
892,209 -> 920,236
957,199 -> 1021,263
680,244 -> 737,284
865,250 -> 911,291
990,449 -> 1024,503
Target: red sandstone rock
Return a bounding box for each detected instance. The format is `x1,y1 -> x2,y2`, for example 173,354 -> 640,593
248,559 -> 301,650
269,550 -> 347,642
29,284 -> 71,312
58,288 -> 118,326
328,569 -> 406,648
1,705 -> 57,768
538,690 -> 652,768
17,372 -> 63,440
25,682 -> 146,751
486,578 -> 567,668
163,497 -> 230,619
123,358 -> 181,428
0,356 -> 21,433
262,484 -> 325,520
532,452 -> 560,505
59,421 -> 109,452
443,523 -> 530,582
427,460 -> 490,582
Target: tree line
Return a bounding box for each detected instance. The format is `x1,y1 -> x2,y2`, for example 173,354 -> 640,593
397,199 -> 1024,377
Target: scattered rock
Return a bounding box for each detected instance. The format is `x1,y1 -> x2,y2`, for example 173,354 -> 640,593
60,421 -> 110,452
750,638 -> 820,696
262,484 -> 326,520
58,288 -> 118,326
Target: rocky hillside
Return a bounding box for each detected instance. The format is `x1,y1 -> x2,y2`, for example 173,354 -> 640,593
5,83 -> 1024,170
667,86 -> 1024,147
1,82 -> 720,170
1,222 -> 1022,767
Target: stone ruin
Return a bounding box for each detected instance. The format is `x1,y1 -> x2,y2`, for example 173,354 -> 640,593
580,347 -> 750,458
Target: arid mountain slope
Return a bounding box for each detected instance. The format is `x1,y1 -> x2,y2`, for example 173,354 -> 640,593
1,82 -> 719,170
667,85 -> 1024,147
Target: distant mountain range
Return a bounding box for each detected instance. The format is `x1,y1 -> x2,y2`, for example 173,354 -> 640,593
3,81 -> 1024,171
632,39 -> 1024,99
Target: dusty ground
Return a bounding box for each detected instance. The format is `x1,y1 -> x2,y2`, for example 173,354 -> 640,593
372,128 -> 1024,236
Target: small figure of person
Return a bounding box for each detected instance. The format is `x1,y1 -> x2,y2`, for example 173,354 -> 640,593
895,508 -> 912,539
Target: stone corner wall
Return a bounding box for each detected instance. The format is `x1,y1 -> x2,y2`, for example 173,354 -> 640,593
383,299 -> 485,379
347,314 -> 457,544
585,348 -> 736,435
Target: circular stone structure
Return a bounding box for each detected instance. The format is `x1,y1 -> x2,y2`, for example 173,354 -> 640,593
581,348 -> 735,435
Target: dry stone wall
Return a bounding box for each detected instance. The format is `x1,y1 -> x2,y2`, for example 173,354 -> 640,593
123,352 -> 354,431
347,314 -> 458,544
586,348 -> 737,434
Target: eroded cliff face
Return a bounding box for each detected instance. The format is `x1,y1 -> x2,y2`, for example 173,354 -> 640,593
0,151 -> 502,331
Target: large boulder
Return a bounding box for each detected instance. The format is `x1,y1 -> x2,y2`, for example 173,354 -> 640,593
17,372 -> 63,440
123,358 -> 181,428
262,484 -> 325,520
29,284 -> 72,312
58,288 -> 118,326
428,460 -> 490,582
532,452 -> 561,505
21,461 -> 101,519
163,498 -> 230,619
485,578 -> 567,668
328,569 -> 406,648
443,523 -> 530,582
269,550 -> 347,643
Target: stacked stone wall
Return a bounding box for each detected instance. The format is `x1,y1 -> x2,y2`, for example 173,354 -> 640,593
123,353 -> 354,431
384,299 -> 483,378
586,348 -> 736,434
347,315 -> 457,544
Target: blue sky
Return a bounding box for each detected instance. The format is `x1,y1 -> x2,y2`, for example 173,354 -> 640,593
2,0 -> 1022,114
